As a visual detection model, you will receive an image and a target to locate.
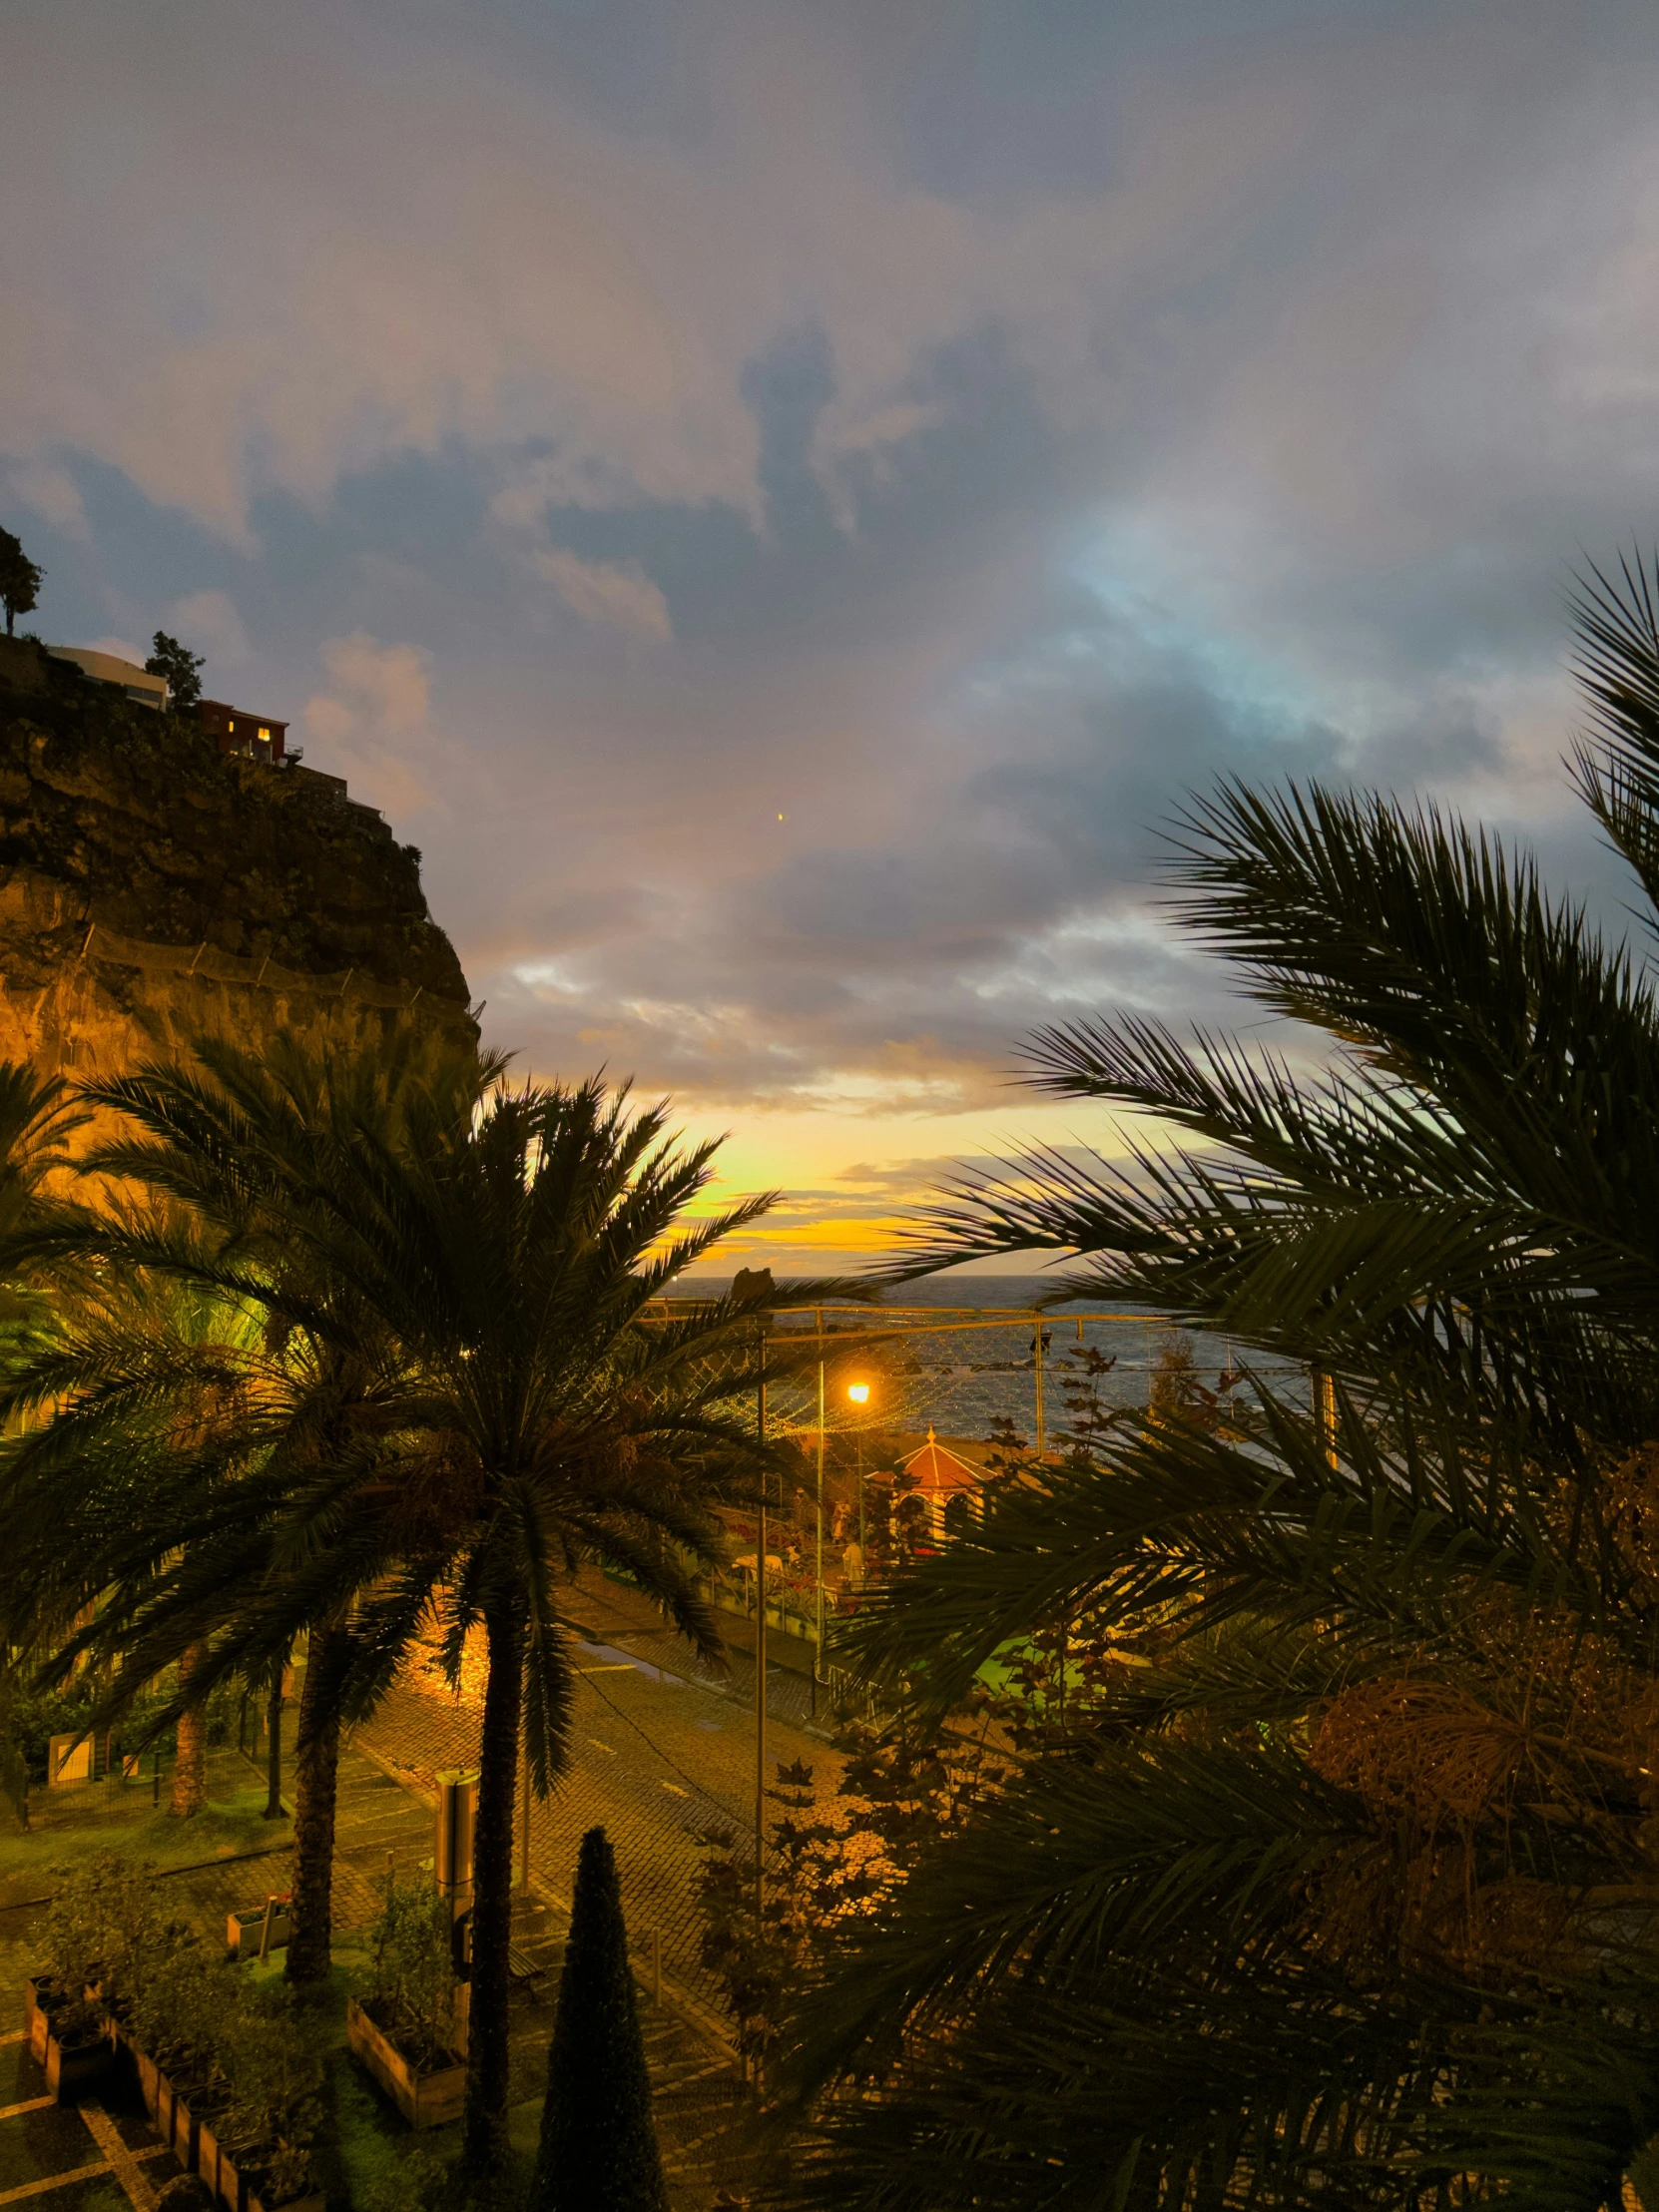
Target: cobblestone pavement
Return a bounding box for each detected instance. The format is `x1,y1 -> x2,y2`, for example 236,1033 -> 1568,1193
563,1564 -> 832,1733
359,1571 -> 845,2021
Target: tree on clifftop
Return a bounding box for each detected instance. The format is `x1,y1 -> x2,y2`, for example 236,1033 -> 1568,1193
533,1827 -> 667,2212
145,632 -> 204,709
0,528 -> 43,637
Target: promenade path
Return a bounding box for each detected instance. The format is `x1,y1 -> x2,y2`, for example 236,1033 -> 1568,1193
358,1565 -> 844,2022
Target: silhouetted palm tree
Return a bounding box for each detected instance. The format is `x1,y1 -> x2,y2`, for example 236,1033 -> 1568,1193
46,1042 -> 811,2177
0,1035 -> 481,1972
783,562 -> 1659,2209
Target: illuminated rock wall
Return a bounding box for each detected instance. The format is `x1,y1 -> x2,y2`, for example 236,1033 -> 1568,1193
0,637 -> 474,1125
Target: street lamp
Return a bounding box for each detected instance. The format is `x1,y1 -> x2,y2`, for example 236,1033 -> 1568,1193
848,1381 -> 871,1559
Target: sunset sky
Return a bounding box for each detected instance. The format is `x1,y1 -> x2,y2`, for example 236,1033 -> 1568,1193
7,2 -> 1659,1271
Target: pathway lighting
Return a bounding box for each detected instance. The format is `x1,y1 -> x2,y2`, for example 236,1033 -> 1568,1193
847,1381 -> 872,1558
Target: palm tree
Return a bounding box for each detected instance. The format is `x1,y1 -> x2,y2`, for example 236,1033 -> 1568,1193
0,1237 -> 417,1960
79,1032 -> 490,1982
0,1256 -> 279,1810
0,1032 -> 481,1973
779,562 -> 1659,2209
51,1045 -> 821,2178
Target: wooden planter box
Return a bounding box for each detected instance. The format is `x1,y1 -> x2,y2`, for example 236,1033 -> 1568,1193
197,2112 -> 226,2201
20,1982 -> 322,2212
25,1975 -> 51,2064
164,2080 -> 200,2172
345,1996 -> 466,2129
29,1977 -> 111,2101
215,2140 -> 325,2212
227,1904 -> 291,1956
44,2022 -> 111,2101
217,2140 -> 250,2211
109,2016 -> 324,2212
133,2043 -> 161,2115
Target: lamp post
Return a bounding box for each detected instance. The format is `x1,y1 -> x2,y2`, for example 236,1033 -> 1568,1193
813,1324 -> 825,1720
734,1265 -> 774,1940
848,1382 -> 870,1563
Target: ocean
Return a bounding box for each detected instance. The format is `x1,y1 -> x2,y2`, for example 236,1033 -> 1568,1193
668,1272 -> 1304,1448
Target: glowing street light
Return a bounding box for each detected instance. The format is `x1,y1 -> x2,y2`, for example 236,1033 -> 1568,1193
847,1381 -> 872,1558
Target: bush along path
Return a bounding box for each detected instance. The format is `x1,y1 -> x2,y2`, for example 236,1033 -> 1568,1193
532,1826 -> 669,2212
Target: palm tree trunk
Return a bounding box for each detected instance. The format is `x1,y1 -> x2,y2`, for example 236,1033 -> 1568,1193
462,1597 -> 523,2179
170,1642 -> 208,1816
285,1627 -> 345,1984
264,1672 -> 283,1818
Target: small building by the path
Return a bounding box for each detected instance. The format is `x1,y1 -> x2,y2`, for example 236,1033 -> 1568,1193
899,1426 -> 983,1536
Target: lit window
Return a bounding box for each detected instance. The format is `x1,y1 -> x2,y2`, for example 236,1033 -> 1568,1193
228,720 -> 235,733
258,727 -> 271,741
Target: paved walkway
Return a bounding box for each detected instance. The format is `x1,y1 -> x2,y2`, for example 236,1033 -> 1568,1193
360,1566 -> 845,2022
0,2010 -> 189,2209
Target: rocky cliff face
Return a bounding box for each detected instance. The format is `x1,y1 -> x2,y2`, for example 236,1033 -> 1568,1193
0,636 -> 474,1100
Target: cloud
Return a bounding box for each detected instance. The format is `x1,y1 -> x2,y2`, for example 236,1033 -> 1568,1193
307,632 -> 431,737
166,588 -> 250,671
5,457 -> 87,539
11,0 -> 1659,1274
302,633 -> 438,818
536,548 -> 672,640
0,0 -> 1328,540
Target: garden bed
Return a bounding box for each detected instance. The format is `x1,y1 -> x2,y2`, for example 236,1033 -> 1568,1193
125,2023 -> 322,2212
345,1996 -> 466,2129
226,1901 -> 291,1956
26,1974 -> 112,2100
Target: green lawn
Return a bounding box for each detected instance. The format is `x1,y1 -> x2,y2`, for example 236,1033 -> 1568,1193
0,1782 -> 289,1887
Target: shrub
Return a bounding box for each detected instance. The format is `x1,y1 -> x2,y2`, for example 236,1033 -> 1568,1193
127,1934 -> 238,2086
532,1827 -> 666,2212
39,1854 -> 318,2198
8,1677 -> 98,1785
42,1849 -> 176,2015
363,1867 -> 459,2067
217,1988 -> 324,2200
697,1729 -> 1004,2065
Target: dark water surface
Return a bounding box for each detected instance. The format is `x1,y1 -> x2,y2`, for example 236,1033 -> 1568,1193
669,1274 -> 1305,1448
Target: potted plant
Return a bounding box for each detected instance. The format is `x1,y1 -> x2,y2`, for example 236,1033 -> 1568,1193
216,1997 -> 324,2212
30,1850 -> 166,2100
127,1934 -> 235,2169
39,1986 -> 111,2099
226,1897 -> 291,1957
345,1870 -> 466,2128
23,1853 -> 324,2204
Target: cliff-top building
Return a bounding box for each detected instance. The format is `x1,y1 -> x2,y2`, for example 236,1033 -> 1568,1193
196,698 -> 288,764
43,648 -> 290,768
44,645 -> 168,712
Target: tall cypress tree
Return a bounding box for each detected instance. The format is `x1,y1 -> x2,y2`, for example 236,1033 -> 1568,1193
532,1826 -> 668,2212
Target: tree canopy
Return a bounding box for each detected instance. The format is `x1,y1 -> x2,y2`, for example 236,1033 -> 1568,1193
145,630 -> 204,709
0,526 -> 43,638
781,559 -> 1659,2212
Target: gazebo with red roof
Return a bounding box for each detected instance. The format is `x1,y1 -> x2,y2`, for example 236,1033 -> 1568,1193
899,1426 -> 982,1535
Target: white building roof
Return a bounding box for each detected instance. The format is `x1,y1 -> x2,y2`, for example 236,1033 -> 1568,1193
46,646 -> 168,711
